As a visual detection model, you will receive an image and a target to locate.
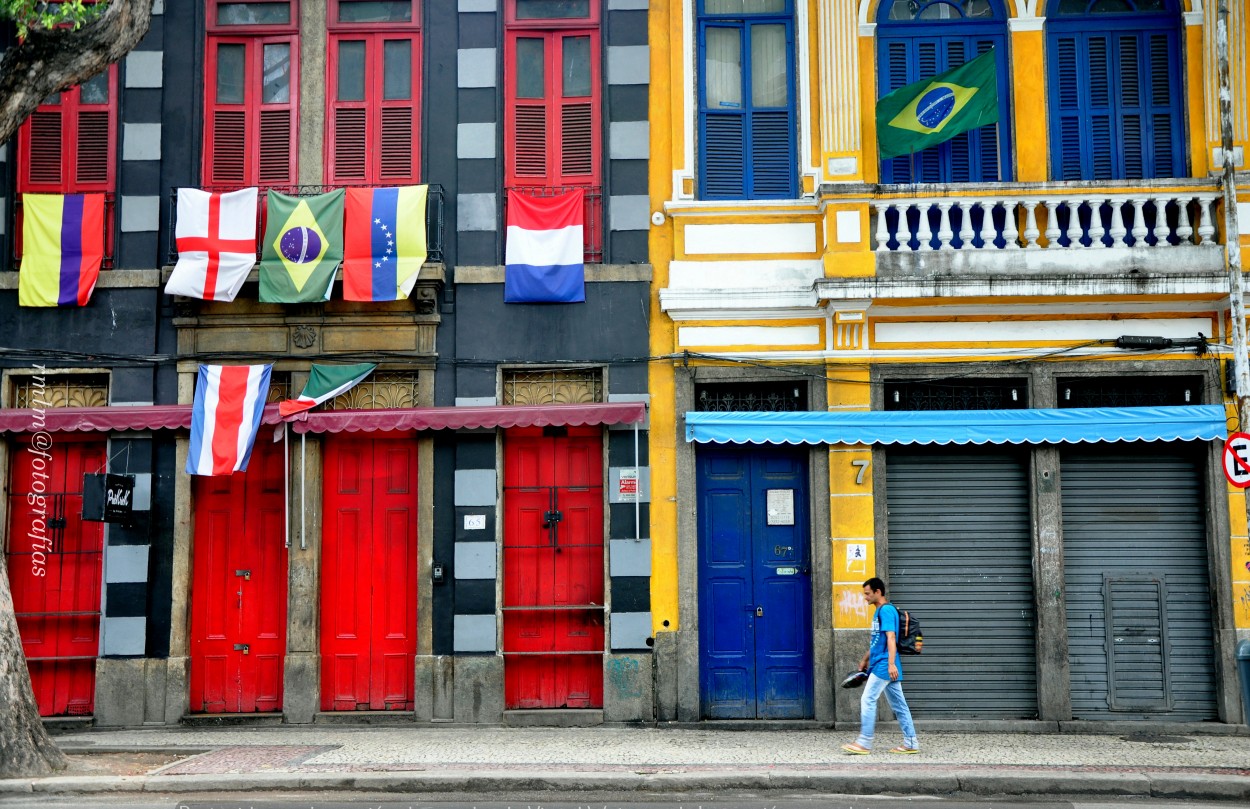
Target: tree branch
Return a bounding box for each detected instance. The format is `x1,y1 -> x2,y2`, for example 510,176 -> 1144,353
0,0 -> 154,145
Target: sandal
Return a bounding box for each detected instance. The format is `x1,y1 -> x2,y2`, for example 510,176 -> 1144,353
841,743 -> 871,755
889,746 -> 920,754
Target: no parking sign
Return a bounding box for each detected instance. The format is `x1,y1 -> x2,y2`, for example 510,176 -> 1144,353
1222,432 -> 1250,488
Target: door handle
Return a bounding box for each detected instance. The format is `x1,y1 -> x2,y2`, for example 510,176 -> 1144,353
755,606 -> 764,617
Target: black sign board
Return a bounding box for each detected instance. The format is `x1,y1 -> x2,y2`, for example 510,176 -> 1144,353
82,473 -> 135,523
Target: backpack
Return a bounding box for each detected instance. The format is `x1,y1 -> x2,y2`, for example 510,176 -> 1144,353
896,608 -> 923,655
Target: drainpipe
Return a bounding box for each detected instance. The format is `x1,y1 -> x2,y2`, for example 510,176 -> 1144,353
1218,0 -> 1249,423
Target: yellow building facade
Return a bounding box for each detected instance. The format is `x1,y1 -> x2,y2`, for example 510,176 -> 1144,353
648,0 -> 1250,724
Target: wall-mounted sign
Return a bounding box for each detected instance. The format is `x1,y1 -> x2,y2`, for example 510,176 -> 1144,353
766,489 -> 794,525
82,473 -> 135,523
618,468 -> 639,502
1224,432 -> 1250,488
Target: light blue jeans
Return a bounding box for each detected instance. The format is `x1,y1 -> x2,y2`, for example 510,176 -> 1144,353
856,673 -> 919,750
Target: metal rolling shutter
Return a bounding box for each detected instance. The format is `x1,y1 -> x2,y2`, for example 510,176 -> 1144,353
885,450 -> 1038,718
1061,446 -> 1217,720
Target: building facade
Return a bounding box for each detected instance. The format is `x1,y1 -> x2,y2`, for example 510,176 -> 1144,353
648,0 -> 1250,725
2,0 -> 654,727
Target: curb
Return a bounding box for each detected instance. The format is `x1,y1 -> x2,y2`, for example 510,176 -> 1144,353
1,768 -> 1247,800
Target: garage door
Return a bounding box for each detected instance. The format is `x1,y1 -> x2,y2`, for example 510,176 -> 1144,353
886,449 -> 1038,718
1061,446 -> 1217,720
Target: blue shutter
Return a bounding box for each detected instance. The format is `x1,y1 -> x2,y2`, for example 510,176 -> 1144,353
881,41 -> 912,183
1088,35 -> 1115,180
1146,32 -> 1177,178
750,111 -> 792,197
1053,35 -> 1083,180
1117,34 -> 1145,179
703,115 -> 746,198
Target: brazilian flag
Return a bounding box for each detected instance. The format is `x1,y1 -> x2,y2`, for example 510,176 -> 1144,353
876,48 -> 999,161
259,190 -> 345,303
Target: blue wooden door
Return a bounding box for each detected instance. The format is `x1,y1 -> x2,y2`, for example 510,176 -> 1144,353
697,445 -> 812,719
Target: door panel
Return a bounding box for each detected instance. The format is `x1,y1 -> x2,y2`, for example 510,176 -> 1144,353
321,436 -> 419,711
190,436 -> 287,713
697,446 -> 812,719
503,427 -> 604,710
7,439 -> 106,716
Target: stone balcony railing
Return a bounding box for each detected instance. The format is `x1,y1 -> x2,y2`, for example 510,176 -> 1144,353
871,180 -> 1223,253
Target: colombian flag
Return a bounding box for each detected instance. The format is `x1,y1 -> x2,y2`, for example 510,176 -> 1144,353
342,186 -> 428,301
18,193 -> 104,307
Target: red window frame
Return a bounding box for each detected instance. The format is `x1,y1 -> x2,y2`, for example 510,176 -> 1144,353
326,0 -> 422,184
504,2 -> 602,190
15,67 -> 118,268
203,2 -> 299,187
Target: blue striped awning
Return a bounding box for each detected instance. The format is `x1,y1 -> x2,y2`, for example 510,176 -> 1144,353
685,406 -> 1228,446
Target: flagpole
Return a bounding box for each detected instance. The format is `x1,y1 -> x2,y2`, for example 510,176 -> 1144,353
1218,0 -> 1250,421
300,431 -> 307,551
283,423 -> 290,549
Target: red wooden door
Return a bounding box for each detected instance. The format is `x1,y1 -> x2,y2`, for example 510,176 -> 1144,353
321,435 -> 419,711
6,439 -> 106,716
189,436 -> 287,713
503,426 -> 604,709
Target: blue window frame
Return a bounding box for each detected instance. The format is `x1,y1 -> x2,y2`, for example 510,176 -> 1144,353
1047,0 -> 1185,180
876,0 -> 1012,183
697,0 -> 797,200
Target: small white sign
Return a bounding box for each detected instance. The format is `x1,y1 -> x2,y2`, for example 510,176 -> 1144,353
463,514 -> 486,530
766,489 -> 795,526
776,566 -> 798,576
618,468 -> 639,503
847,543 -> 868,574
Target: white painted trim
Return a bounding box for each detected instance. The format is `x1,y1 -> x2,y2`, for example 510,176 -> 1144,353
668,345 -> 1236,362
1184,10 -> 1203,25
1008,16 -> 1045,32
684,222 -> 818,254
874,317 -> 1215,346
678,0 -> 696,200
668,259 -> 824,288
678,325 -> 822,348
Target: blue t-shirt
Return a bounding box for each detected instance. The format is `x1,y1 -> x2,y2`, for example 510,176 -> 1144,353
868,603 -> 903,680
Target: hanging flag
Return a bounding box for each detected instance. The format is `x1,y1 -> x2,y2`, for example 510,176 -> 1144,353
876,48 -> 999,160
343,186 -> 428,301
278,362 -> 377,417
504,189 -> 585,304
166,187 -> 259,301
187,364 -> 273,476
259,189 -> 345,303
18,193 -> 105,307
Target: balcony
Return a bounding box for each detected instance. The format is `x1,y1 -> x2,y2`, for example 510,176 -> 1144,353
165,184 -> 445,266
12,192 -> 116,271
857,179 -> 1227,279
504,185 -> 603,264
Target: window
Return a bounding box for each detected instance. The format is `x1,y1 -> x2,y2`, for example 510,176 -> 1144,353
327,0 -> 421,184
203,1 -> 298,186
18,69 -> 117,194
1047,0 -> 1184,180
504,1 -> 601,189
876,0 -> 1011,183
696,0 -> 796,200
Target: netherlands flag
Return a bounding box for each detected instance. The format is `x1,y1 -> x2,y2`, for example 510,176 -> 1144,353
504,189 -> 585,304
187,364 -> 272,476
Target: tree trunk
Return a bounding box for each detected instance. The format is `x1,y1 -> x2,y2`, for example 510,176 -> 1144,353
0,550 -> 67,777
0,0 -> 154,146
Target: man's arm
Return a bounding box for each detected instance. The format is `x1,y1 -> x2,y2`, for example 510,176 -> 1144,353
886,630 -> 899,680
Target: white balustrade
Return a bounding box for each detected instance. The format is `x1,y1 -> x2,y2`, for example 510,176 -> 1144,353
873,190 -> 1222,253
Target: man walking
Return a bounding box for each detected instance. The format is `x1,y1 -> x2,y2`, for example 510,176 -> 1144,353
842,577 -> 919,754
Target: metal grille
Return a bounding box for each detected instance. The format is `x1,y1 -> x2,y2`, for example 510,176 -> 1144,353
324,372 -> 419,410
886,449 -> 1038,718
12,375 -> 108,408
1058,377 -> 1201,408
885,378 -> 1027,411
503,368 -> 602,406
1060,446 -> 1217,720
693,382 -> 806,412
266,372 -> 292,404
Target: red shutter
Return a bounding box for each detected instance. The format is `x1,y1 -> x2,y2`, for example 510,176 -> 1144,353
27,111 -> 64,187
333,107 -> 368,181
379,106 -> 414,181
258,108 -> 293,185
210,110 -> 248,185
75,111 -> 111,186
514,105 -> 549,178
560,102 -> 593,177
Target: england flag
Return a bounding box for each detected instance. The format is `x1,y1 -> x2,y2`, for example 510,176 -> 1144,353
165,188 -> 259,302
187,364 -> 272,476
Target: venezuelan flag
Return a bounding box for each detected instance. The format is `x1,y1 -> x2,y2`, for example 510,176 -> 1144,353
19,193 -> 105,307
342,186 -> 428,301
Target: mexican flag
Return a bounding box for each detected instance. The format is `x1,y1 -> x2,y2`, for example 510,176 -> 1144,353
279,363 -> 377,417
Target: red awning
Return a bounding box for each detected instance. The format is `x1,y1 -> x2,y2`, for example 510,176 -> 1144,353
286,402 -> 647,434
0,402 -> 645,435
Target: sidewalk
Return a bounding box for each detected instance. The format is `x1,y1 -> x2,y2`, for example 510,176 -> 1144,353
2,724 -> 1248,801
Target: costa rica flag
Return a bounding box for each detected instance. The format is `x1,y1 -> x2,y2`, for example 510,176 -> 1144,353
504,189 -> 585,304
187,364 -> 273,476
18,193 -> 105,307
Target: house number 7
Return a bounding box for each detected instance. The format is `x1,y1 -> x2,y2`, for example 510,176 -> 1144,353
851,459 -> 870,485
